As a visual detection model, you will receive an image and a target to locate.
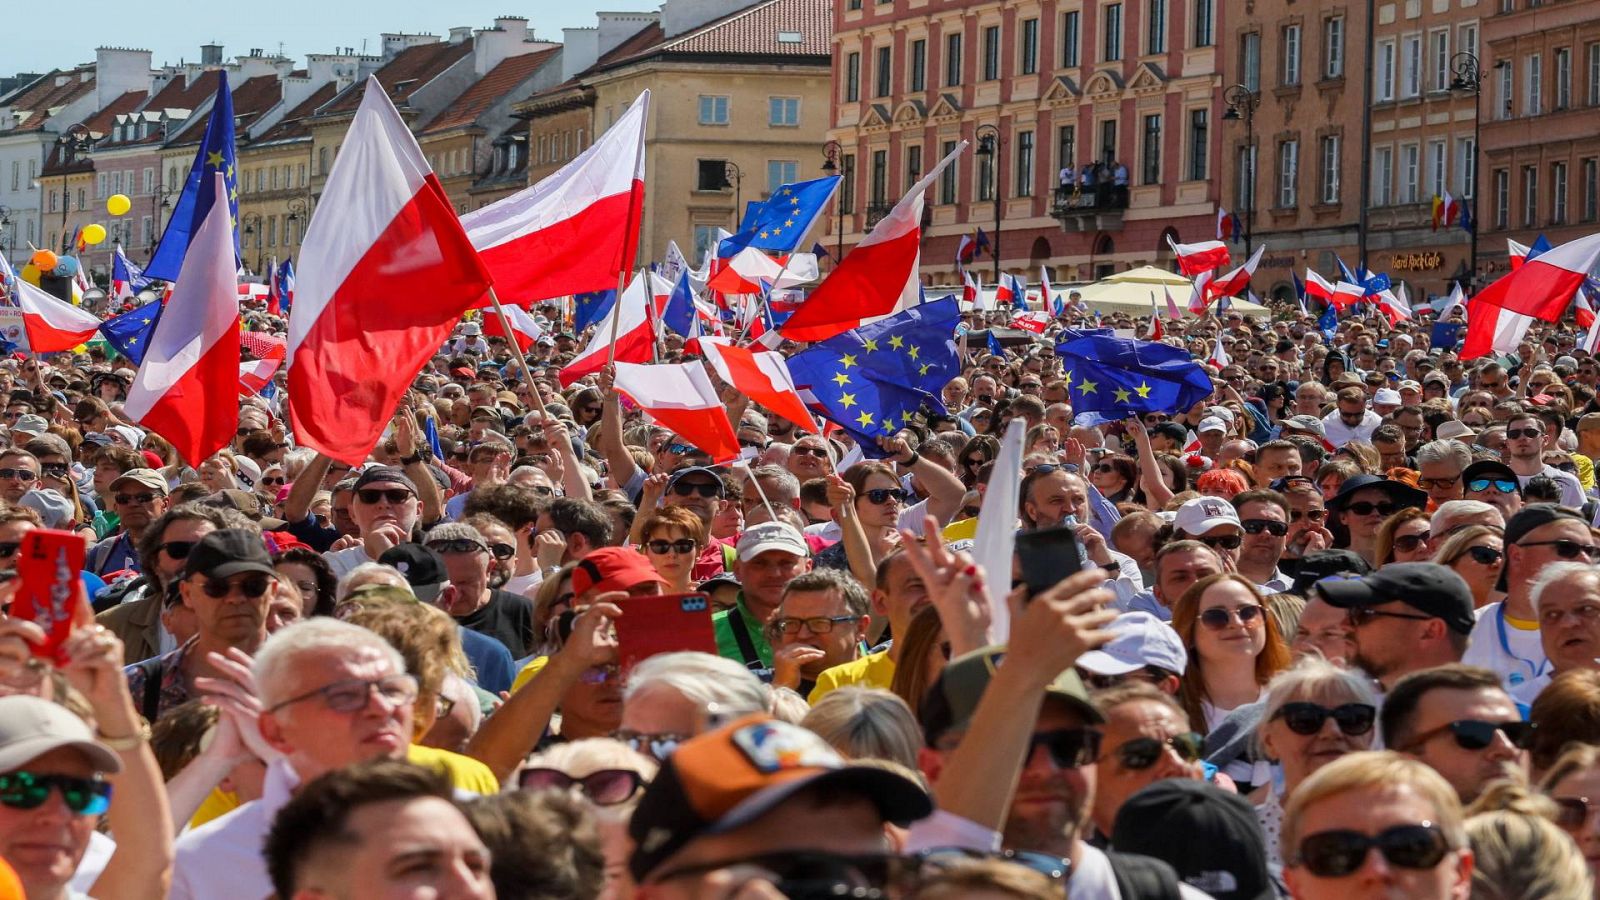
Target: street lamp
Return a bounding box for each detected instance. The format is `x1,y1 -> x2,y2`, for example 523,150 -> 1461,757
239,212 -> 263,275
720,162 -> 743,228
285,197 -> 309,250
975,123 -> 1002,284
821,140 -> 845,262
0,205 -> 11,270
1450,51 -> 1488,292
55,124 -> 94,253
1222,84 -> 1259,257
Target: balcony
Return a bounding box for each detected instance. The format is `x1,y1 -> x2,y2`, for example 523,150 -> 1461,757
1050,184 -> 1129,232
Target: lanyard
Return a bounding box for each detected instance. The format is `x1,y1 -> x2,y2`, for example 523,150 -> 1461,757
1495,604 -> 1549,685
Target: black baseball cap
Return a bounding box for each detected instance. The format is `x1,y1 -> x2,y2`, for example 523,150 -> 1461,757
1316,561 -> 1476,634
377,543 -> 448,603
1498,504 -> 1588,591
1461,459 -> 1519,490
1112,781 -> 1275,900
352,466 -> 418,495
1288,549 -> 1372,596
182,528 -> 276,581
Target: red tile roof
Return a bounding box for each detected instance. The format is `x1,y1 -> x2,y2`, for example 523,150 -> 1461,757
321,40 -> 474,115
5,67 -> 96,133
659,0 -> 830,57
253,82 -> 338,143
79,90 -> 146,137
596,23 -> 665,68
423,47 -> 558,134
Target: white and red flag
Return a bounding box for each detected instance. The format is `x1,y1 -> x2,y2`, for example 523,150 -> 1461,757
14,271 -> 100,351
1163,286 -> 1184,320
1011,310 -> 1052,334
1303,269 -> 1335,302
287,77 -> 493,465
1207,333 -> 1230,369
1205,245 -> 1265,300
462,91 -> 647,304
559,269 -> 654,386
1168,237 -> 1231,277
1186,269 -> 1215,316
125,172 -> 240,463
1330,281 -> 1366,310
1462,233 -> 1600,358
1149,293 -> 1165,340
483,304 -> 544,352
611,360 -> 739,463
699,340 -> 814,430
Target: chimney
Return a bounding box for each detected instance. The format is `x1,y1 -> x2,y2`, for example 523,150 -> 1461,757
93,47 -> 153,111
448,26 -> 473,44
200,43 -> 223,66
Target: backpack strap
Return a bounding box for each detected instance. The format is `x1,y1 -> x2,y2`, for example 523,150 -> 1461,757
135,656 -> 164,723
724,605 -> 772,681
1106,851 -> 1184,900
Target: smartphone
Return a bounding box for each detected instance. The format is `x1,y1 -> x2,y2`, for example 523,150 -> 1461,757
1015,524 -> 1085,598
9,529 -> 91,664
612,592 -> 718,672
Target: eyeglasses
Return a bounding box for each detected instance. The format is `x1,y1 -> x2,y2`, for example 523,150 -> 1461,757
1272,702 -> 1376,736
771,615 -> 861,636
670,480 -> 722,498
664,443 -> 697,456
791,446 -> 829,459
646,538 -> 697,555
1520,539 -> 1600,560
427,539 -> 488,555
1466,478 -> 1518,495
1292,824 -> 1451,878
1197,533 -> 1242,551
1343,501 -> 1398,517
1417,474 -> 1460,489
0,468 -> 36,482
198,574 -> 272,599
0,772 -> 112,816
1463,545 -> 1503,566
517,767 -> 645,805
158,540 -> 195,560
116,491 -> 162,506
1345,606 -> 1434,628
1198,604 -> 1264,630
865,488 -> 909,505
1402,719 -> 1531,752
266,673 -> 419,713
531,485 -> 555,498
1241,518 -> 1288,537
39,462 -> 69,479
580,405 -> 602,416
356,488 -> 414,505
1111,732 -> 1203,770
1289,508 -> 1327,522
1506,427 -> 1543,440
614,728 -> 692,761
1027,728 -> 1103,769
1392,533 -> 1430,554
1554,796 -> 1600,832
1092,463 -> 1117,474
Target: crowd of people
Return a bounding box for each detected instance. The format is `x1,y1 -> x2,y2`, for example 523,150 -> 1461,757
3,294 -> 1600,899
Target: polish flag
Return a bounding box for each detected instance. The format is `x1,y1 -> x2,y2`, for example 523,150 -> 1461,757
1187,269 -> 1214,315
1205,245 -> 1265,300
1508,239 -> 1532,270
780,141 -> 967,342
14,273 -> 101,352
1168,237 -> 1231,277
1040,266 -> 1060,315
1149,293 -> 1165,340
1376,287 -> 1412,325
483,304 -> 544,352
462,91 -> 648,304
288,77 -> 493,465
559,269 -> 653,386
125,172 -> 240,463
612,360 -> 739,463
1012,310 -> 1052,333
1331,281 -> 1367,310
962,269 -> 980,305
1303,269 -> 1335,302
239,356 -> 283,396
706,248 -> 818,295
1575,285 -> 1597,330
699,340 -> 814,430
994,276 -> 1018,307
1215,208 -> 1230,241
1207,333 -> 1230,369
1435,283 -> 1467,319
238,282 -> 269,303
1163,285 -> 1184,320
1463,233 -> 1600,358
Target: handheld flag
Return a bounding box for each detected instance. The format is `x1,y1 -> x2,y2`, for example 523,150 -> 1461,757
98,300 -> 163,366
1206,244 -> 1265,300
1207,333 -> 1230,369
1168,237 -> 1231,277
560,269 -> 653,386
699,340 -> 814,430
717,177 -> 839,257
612,361 -> 739,464
482,304 -> 543,352
15,276 -> 99,351
1318,299 -> 1339,335
974,418 -> 1025,642
1303,268 -> 1335,302
277,258 -> 295,314
110,246 -> 151,303
1462,232 -> 1600,358
573,289 -> 617,333
1054,333 -> 1215,419
144,72 -> 239,280
987,330 -> 1004,357
661,269 -> 697,338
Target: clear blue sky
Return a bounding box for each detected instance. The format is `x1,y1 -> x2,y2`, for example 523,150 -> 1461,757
0,2 -> 661,75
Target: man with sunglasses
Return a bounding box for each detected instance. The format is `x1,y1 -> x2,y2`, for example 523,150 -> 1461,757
1463,504 -> 1593,693
86,468 -> 170,579
1318,562 -> 1475,692
1381,665 -> 1526,804
422,522 -> 534,658
1502,411 -> 1586,507
1232,490 -> 1293,593
1087,683 -> 1205,841
1459,459 -> 1523,521
321,466 -> 424,579
1415,440 -> 1470,510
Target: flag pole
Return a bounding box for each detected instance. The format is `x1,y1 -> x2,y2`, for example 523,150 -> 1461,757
735,459 -> 779,523
485,286 -> 550,417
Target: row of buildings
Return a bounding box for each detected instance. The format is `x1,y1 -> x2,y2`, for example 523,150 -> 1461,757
0,0 -> 1590,304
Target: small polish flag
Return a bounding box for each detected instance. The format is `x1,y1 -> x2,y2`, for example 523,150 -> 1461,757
559,269 -> 654,386
1168,237 -> 1231,277
1163,286 -> 1184,320
14,272 -> 101,352
1463,232 -> 1600,358
1303,269 -> 1335,302
612,360 -> 739,463
1207,334 -> 1230,369
1331,281 -> 1367,310
699,340 -> 814,431
483,304 -> 544,352
1205,245 -> 1266,300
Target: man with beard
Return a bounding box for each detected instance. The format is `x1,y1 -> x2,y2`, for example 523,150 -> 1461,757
1315,563 -> 1474,691
1321,386 -> 1381,448
422,522 -> 534,659
1381,665 -> 1528,804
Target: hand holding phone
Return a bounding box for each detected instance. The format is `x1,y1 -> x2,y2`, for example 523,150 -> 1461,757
8,529 -> 91,665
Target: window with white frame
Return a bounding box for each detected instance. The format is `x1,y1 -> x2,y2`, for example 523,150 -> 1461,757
1495,168 -> 1510,227
1431,30 -> 1450,92
1017,130 -> 1035,195
1455,137 -> 1476,197
1527,54 -> 1542,115
1283,25 -> 1301,86
1241,31 -> 1261,91
1459,23 -> 1478,62
699,95 -> 730,125
1401,143 -> 1420,203
1554,161 -> 1569,223
769,97 -> 799,127
1556,47 -> 1571,109
1103,5 -> 1123,63
1376,40 -> 1396,102
1278,139 -> 1298,207
984,24 -> 1001,78
1188,109 -> 1208,181
1402,35 -> 1422,97
1021,18 -> 1039,74
1374,146 -> 1394,205
1147,0 -> 1166,54
1320,135 -> 1340,204
1428,140 -> 1447,200
767,160 -> 799,193
1324,16 -> 1344,78
1193,0 -> 1213,48
1061,12 -> 1080,67
1140,116 -> 1159,184
1523,165 -> 1539,225
1499,60 -> 1514,118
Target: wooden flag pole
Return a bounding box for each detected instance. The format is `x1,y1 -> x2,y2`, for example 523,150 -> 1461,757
485,286 -> 549,417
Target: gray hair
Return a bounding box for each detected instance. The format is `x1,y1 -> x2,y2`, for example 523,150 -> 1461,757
800,687 -> 922,770
1530,562 -> 1600,615
424,521 -> 485,545
335,562 -> 409,603
622,651 -> 768,716
779,568 -> 871,617
1256,656 -> 1379,757
748,465 -> 801,506
740,411 -> 770,434
1430,500 -> 1502,535
1415,439 -> 1471,469
253,618 -> 405,708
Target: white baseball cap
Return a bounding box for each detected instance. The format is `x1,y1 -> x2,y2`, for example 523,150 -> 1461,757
1373,388 -> 1402,405
1197,416 -> 1228,434
1174,496 -> 1241,536
1077,612 -> 1189,676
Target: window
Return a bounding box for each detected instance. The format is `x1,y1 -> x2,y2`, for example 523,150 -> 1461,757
693,224 -> 721,260
906,145 -> 922,190
75,189 -> 83,210
1103,4 -> 1123,62
1556,47 -> 1571,109
1062,12 -> 1081,67
48,190 -> 56,213
1494,168 -> 1510,227
143,168 -> 154,193
1147,0 -> 1167,55
945,33 -> 962,86
910,39 -> 926,92
298,164 -> 307,187
1188,109 -> 1208,180
875,46 -> 892,97
140,216 -> 151,247
983,25 -> 1001,79
1401,34 -> 1421,98
1589,43 -> 1600,106
1058,125 -> 1077,174
1401,143 -> 1420,203
698,95 -> 730,125
1320,135 -> 1341,204
318,147 -> 329,174
1020,19 -> 1039,74
1100,119 -> 1118,165
1459,23 -> 1478,61
96,173 -> 106,199
1431,30 -> 1450,92
939,141 -> 957,204
1324,17 -> 1345,79
1554,161 -> 1569,223
1585,158 -> 1598,222
1016,130 -> 1035,196
1194,0 -> 1214,48
1141,115 -> 1161,184
1373,146 -> 1394,205
1376,40 -> 1396,102
1456,137 -> 1476,198
696,159 -> 728,191
1278,140 -> 1299,207
7,161 -> 15,191
1241,32 -> 1261,91
1428,140 -> 1446,199
769,97 -> 799,127
841,153 -> 856,212
1523,165 -> 1539,226
1527,54 -> 1542,115
1498,61 -> 1513,119
845,52 -> 860,101
1282,25 -> 1301,86
270,166 -> 278,190
267,216 -> 277,248
977,148 -> 994,202
767,160 -> 799,193
871,150 -> 888,205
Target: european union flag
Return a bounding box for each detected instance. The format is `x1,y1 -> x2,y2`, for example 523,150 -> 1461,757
1318,301 -> 1339,336
786,296 -> 961,455
661,270 -> 696,338
145,71 -> 239,281
718,177 -> 840,257
572,289 -> 616,333
1431,321 -> 1464,351
99,300 -> 163,366
1053,332 -> 1214,420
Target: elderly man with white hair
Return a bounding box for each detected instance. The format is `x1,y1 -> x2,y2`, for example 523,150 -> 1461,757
1429,499 -> 1504,541
1512,562 -> 1600,704
1416,440 -> 1472,509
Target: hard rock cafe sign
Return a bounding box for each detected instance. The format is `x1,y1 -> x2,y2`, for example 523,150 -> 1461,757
1385,251 -> 1445,272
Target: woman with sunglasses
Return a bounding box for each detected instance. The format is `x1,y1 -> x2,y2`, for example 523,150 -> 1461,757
1374,508 -> 1433,565
1172,573 -> 1292,735
1539,742 -> 1600,890
514,737 -> 658,900
1088,453 -> 1139,505
1250,658 -> 1380,870
833,462 -> 913,568
1431,525 -> 1505,608
954,435 -> 999,488
636,507 -> 705,595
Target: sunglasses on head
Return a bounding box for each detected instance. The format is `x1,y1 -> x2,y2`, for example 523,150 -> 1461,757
0,771 -> 112,815
1112,732 -> 1203,770
517,767 -> 645,805
865,487 -> 909,505
1028,728 -> 1103,769
1241,518 -> 1287,537
670,480 -> 722,498
356,488 -> 413,505
1466,478 -> 1518,495
1199,604 -> 1263,630
1520,538 -> 1599,560
1292,824 -> 1451,878
1343,501 -> 1398,517
427,538 -> 487,555
199,574 -> 272,599
1404,719 -> 1531,752
646,538 -> 697,555
1273,701 -> 1376,736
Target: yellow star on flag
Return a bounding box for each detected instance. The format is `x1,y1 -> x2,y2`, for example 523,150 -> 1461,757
856,411 -> 875,427
918,363 -> 932,376
839,392 -> 857,408
840,354 -> 857,369
900,410 -> 914,423
206,150 -> 224,168
1113,387 -> 1132,403
1079,379 -> 1098,394
889,335 -> 904,349
907,346 -> 919,360
863,339 -> 879,352
882,416 -> 897,430
790,196 -> 800,205
1136,381 -> 1153,398
832,372 -> 850,387
1062,371 -> 1073,388
785,218 -> 795,227
760,230 -> 770,239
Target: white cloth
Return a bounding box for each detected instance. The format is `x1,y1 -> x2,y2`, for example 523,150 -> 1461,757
1255,569 -> 1293,594
901,809 -> 1002,854
169,759 -> 301,900
1320,409 -> 1382,447
1515,464 -> 1586,509
1461,600 -> 1550,694
322,544 -> 378,579
502,570 -> 543,598
70,830 -> 115,894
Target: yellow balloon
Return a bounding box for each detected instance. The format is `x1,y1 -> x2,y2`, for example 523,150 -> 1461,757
81,224 -> 106,246
18,264 -> 38,285
106,194 -> 131,216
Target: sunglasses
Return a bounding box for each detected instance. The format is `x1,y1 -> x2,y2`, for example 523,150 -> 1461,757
1343,501 -> 1398,517
1505,427 -> 1543,440
1199,604 -> 1264,630
646,538 -> 697,555
1028,728 -> 1103,769
614,729 -> 691,762
488,542 -> 516,560
517,767 -> 645,805
199,574 -> 272,599
1289,508 -> 1327,522
1273,701 -> 1376,736
865,488 -> 909,505
1403,718 -> 1531,752
1241,518 -> 1288,537
261,476 -> 286,487
739,438 -> 768,450
664,443 -> 697,456
427,539 -> 487,555
1293,824 -> 1450,878
1466,478 -> 1518,495
791,446 -> 829,459
356,488 -> 414,505
1520,539 -> 1599,560
0,771 -> 112,816
670,480 -> 722,498
159,540 -> 195,559
1092,463 -> 1118,474
115,491 -> 161,505
1463,545 -> 1503,565
1554,796 -> 1599,832
1112,732 -> 1203,770
39,462 -> 69,479
1392,533 -> 1430,553
1417,474 -> 1460,489
0,468 -> 36,481
1198,533 -> 1242,551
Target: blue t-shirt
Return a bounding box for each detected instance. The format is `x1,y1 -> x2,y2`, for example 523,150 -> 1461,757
458,627 -> 514,695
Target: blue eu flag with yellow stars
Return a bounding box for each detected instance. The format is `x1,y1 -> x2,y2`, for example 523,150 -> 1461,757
98,300 -> 163,367
786,297 -> 961,456
145,71 -> 239,280
718,176 -> 840,257
572,289 -> 616,333
1053,332 -> 1214,421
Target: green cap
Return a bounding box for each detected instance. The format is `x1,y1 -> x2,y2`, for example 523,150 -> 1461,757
920,644 -> 1103,747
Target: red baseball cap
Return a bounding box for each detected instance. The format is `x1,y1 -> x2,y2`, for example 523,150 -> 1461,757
572,546 -> 667,597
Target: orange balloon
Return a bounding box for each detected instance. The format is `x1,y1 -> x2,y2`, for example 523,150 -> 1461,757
30,249 -> 57,272
0,856 -> 21,900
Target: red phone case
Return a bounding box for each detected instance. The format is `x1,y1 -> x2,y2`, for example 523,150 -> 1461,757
9,529 -> 91,664
613,592 -> 718,672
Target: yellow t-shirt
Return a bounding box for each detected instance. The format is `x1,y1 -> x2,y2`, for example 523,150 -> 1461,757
510,655 -> 550,694
807,649 -> 897,704
942,517 -> 979,542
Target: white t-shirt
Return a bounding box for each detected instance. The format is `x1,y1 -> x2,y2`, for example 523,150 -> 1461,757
322,544 -> 378,579
1515,464 -> 1586,509
1462,600 -> 1549,694
502,570 -> 543,599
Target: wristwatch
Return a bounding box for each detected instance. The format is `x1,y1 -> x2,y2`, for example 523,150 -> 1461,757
399,450 -> 428,466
